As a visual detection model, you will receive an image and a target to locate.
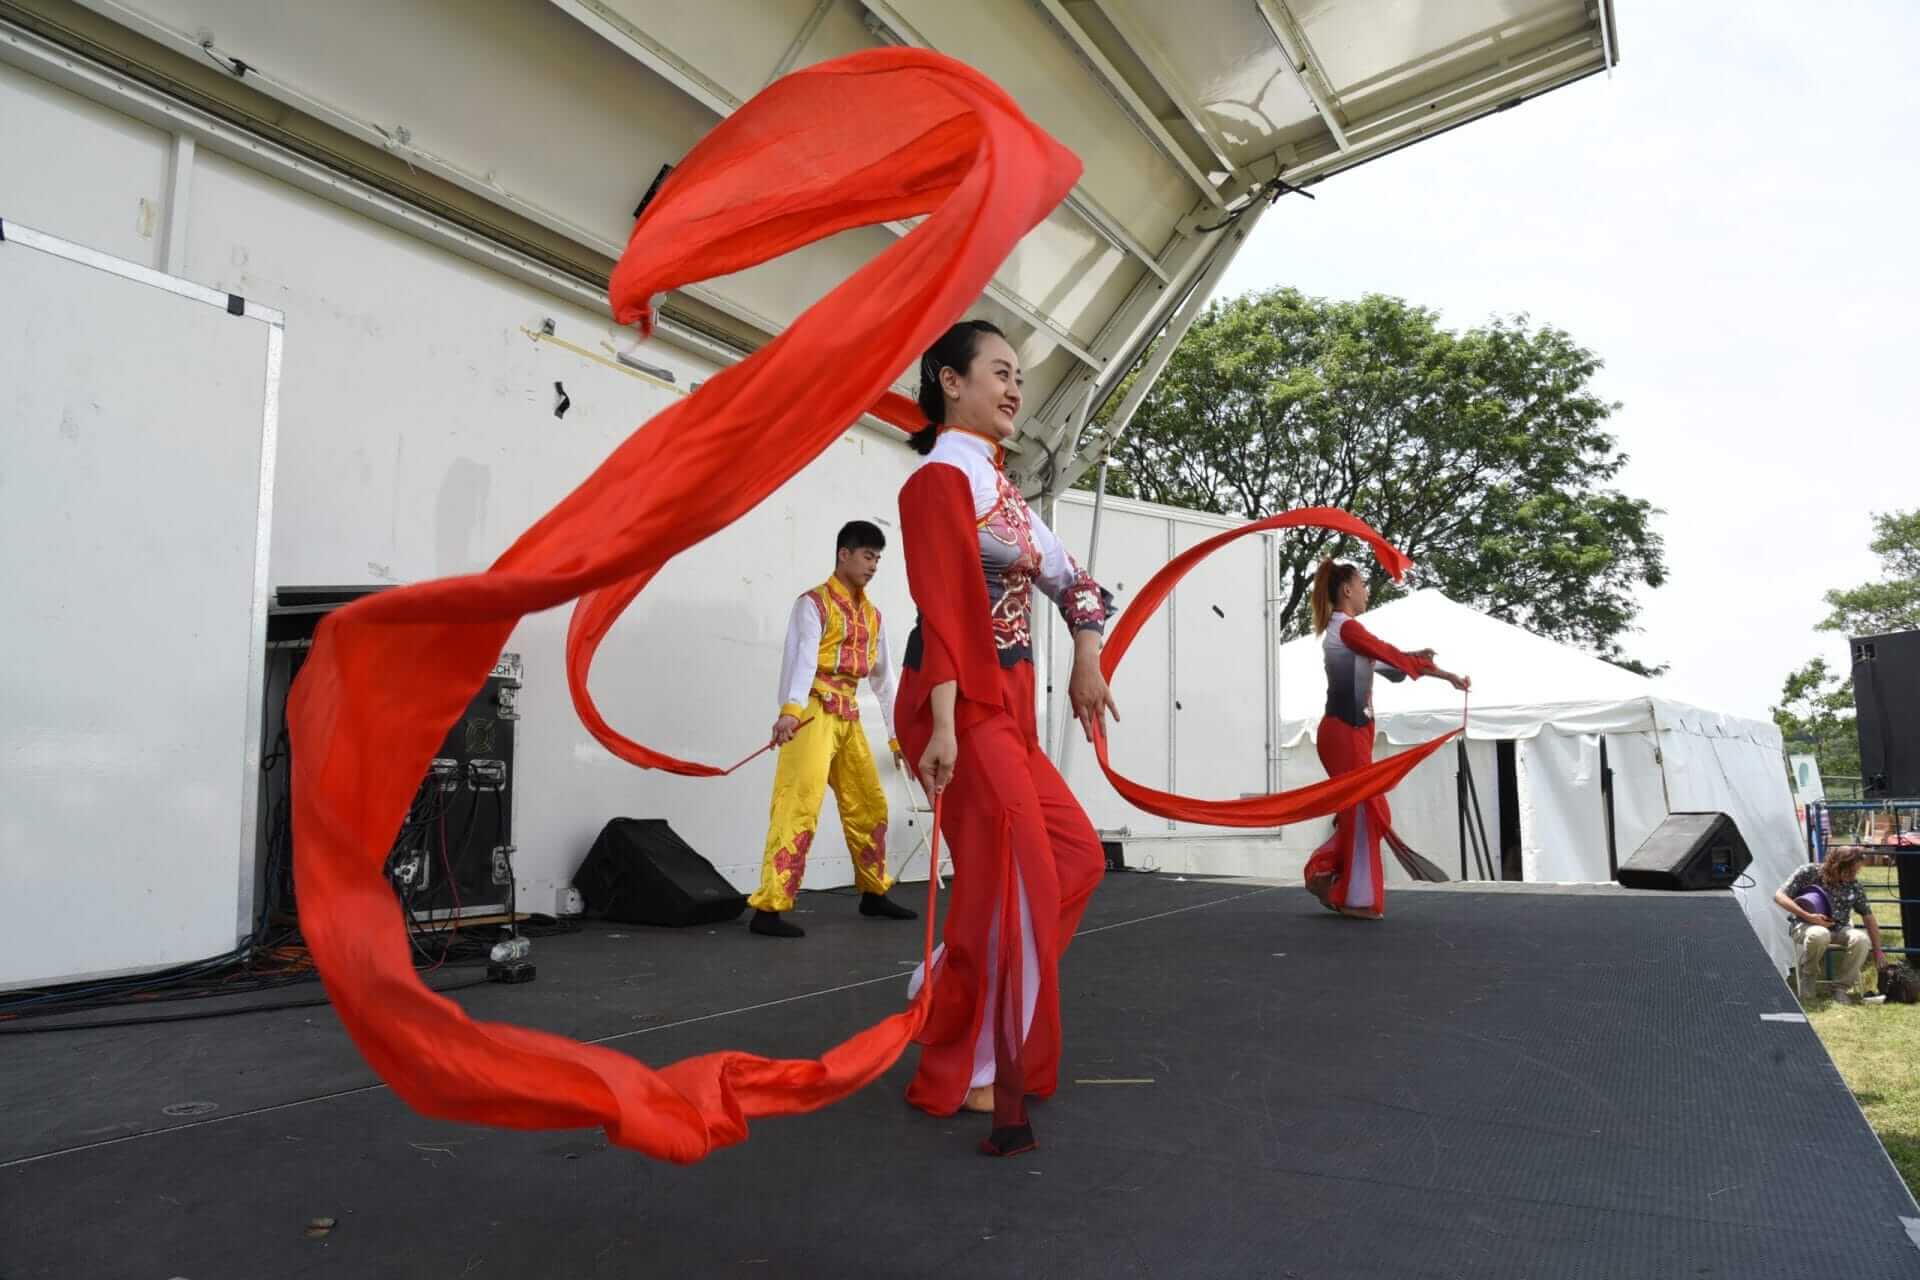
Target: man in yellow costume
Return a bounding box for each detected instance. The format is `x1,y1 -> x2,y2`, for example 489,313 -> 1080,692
749,520 -> 920,938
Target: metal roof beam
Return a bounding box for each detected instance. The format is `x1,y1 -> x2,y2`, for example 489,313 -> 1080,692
1253,0 -> 1350,152
548,0 -> 737,116
766,0 -> 838,88
1060,189 -> 1172,285
1597,0 -> 1618,75
549,0 -> 1103,369
859,0 -> 1207,278
1022,0 -> 1232,210
1075,0 -> 1241,178
1282,32 -> 1602,180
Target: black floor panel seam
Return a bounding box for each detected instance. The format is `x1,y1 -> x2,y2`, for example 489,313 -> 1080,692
0,1079 -> 391,1171
1071,886 -> 1280,935
580,967 -> 911,1049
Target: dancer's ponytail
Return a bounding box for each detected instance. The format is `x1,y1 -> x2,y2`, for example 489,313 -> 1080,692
1311,558 -> 1359,634
1310,560 -> 1336,634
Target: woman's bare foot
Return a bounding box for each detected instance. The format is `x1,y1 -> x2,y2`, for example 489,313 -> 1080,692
962,1085 -> 995,1114
1336,906 -> 1383,921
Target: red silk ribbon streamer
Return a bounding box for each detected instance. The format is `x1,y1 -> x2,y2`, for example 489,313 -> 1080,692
285,49 -> 1079,1161
1093,507 -> 1459,826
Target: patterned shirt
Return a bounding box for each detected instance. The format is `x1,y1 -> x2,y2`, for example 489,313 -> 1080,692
1778,862 -> 1873,930
905,429 -> 1111,668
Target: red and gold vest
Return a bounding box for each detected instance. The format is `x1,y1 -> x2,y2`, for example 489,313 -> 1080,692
805,577 -> 882,721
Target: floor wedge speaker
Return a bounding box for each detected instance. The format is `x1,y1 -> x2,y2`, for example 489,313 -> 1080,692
1616,812 -> 1752,891
576,818 -> 747,926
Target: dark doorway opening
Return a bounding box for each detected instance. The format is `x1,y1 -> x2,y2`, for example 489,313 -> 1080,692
1497,741 -> 1523,881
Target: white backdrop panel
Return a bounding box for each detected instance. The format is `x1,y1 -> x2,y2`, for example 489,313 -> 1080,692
0,233 -> 271,989
1603,730 -> 1669,868
1518,731 -> 1608,882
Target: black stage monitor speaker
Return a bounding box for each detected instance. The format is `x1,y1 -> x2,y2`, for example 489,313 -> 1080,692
577,819 -> 747,926
1615,812 -> 1752,891
1852,628 -> 1920,798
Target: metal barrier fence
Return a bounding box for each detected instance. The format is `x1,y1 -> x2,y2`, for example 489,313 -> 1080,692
1806,799 -> 1920,957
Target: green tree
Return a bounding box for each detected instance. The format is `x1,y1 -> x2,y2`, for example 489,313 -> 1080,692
1080,289 -> 1666,660
1817,509 -> 1920,637
1771,657 -> 1860,788
1772,507 -> 1918,789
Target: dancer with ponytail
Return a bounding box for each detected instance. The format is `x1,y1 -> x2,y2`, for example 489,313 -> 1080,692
893,320 -> 1117,1157
1303,559 -> 1470,920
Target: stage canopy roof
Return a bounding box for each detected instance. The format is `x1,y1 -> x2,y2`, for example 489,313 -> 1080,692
32,0 -> 1618,489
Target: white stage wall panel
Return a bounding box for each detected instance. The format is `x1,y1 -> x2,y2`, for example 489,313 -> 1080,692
0,222 -> 278,990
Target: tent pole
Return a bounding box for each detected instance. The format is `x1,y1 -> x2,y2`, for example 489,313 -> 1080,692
1463,744 -> 1495,880
1457,744 -> 1471,880
1085,454 -> 1111,575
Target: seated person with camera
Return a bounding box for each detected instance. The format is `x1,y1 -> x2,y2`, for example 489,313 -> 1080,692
1775,848 -> 1884,1003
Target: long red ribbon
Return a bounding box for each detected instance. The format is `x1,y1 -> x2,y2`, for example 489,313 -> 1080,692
287,48 -> 1079,1162
287,50 -> 1455,1162
1092,507 -> 1458,825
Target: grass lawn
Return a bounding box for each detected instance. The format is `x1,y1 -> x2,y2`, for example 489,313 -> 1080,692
1806,999 -> 1920,1198
1804,864 -> 1920,1198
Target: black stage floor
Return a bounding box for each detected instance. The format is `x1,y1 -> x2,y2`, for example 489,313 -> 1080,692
5,875 -> 1918,1278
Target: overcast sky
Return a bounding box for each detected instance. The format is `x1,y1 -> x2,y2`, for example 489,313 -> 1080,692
1216,1 -> 1918,721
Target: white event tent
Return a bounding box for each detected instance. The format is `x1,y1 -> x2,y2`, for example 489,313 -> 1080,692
1277,591 -> 1807,976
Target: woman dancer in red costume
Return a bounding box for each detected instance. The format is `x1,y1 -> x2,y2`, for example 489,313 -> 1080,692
1302,559 -> 1469,920
893,320 -> 1117,1157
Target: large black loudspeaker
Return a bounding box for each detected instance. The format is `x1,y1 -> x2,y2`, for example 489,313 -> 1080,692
1852,629 -> 1920,797
1615,812 -> 1753,891
1853,628 -> 1920,947
576,819 -> 747,926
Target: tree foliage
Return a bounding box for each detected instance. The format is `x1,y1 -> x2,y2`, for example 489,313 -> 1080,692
1774,507 -> 1919,787
1817,509 -> 1920,637
1771,657 -> 1861,786
1081,289 -> 1666,660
